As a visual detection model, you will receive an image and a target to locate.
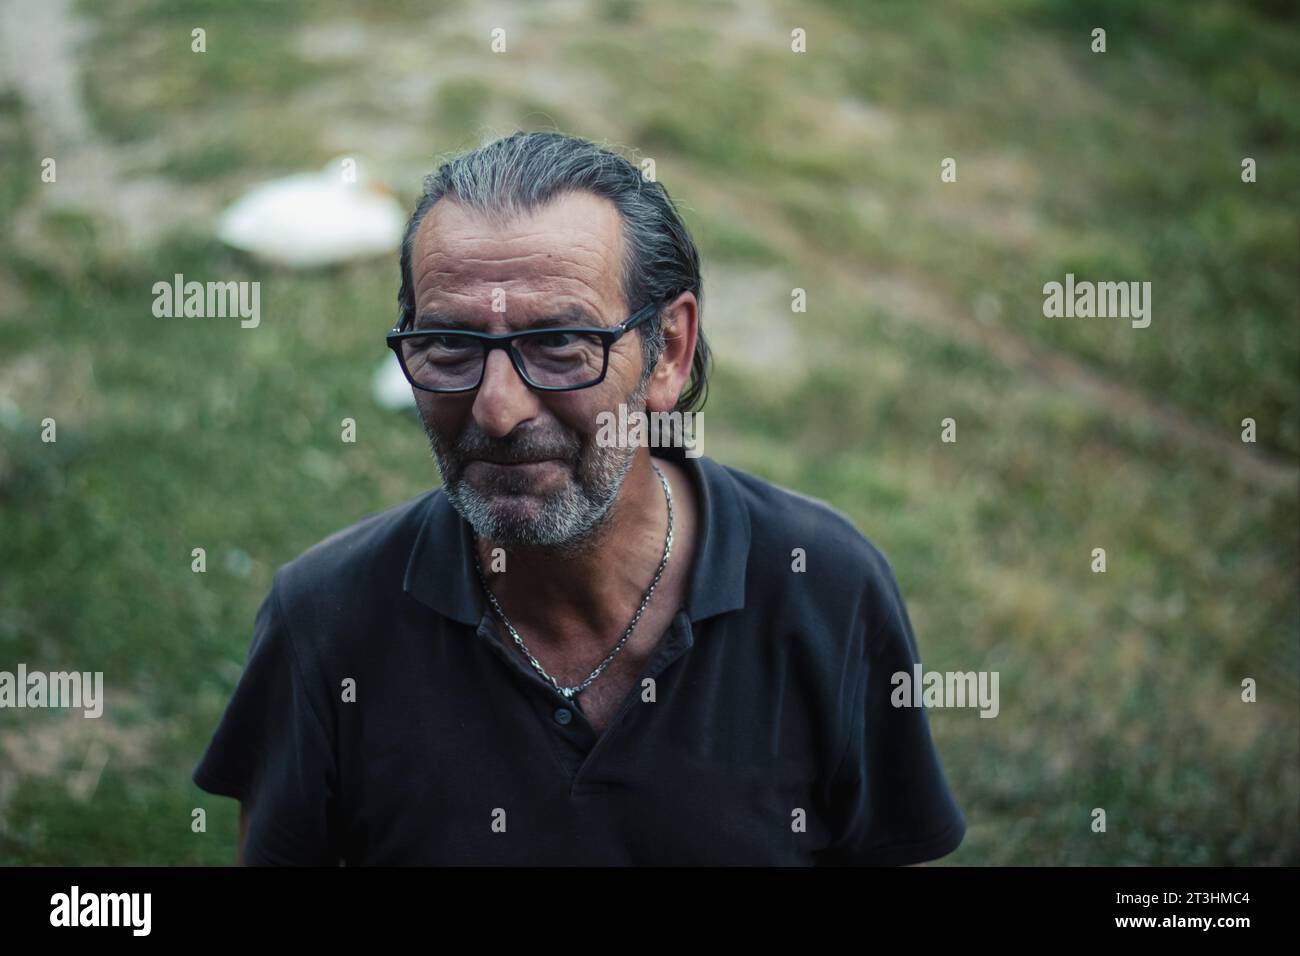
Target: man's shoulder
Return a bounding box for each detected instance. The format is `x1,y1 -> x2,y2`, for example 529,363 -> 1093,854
712,459 -> 899,600
273,490 -> 440,603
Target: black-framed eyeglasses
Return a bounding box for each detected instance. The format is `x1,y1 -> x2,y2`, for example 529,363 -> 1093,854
386,302 -> 659,393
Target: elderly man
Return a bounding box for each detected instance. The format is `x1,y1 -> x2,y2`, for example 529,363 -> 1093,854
193,131 -> 966,866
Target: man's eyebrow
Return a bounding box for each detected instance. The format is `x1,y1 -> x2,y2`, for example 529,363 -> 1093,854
413,307 -> 603,330
413,311 -> 474,330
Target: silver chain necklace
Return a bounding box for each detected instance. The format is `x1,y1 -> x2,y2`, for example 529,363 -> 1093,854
473,461 -> 674,701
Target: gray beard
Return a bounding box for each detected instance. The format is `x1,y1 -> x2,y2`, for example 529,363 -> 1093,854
422,382 -> 647,554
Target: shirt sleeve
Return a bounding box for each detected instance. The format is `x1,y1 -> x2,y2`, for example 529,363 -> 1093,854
817,559 -> 967,865
192,572 -> 341,865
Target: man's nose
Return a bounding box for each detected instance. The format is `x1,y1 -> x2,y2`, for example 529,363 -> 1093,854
472,348 -> 539,438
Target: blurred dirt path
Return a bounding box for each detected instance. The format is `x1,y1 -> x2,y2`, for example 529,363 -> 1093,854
0,0 -> 204,248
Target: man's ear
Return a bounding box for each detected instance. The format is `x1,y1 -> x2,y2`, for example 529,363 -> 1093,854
644,291 -> 699,413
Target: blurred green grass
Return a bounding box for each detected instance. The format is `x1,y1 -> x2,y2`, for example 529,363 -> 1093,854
0,0 -> 1296,865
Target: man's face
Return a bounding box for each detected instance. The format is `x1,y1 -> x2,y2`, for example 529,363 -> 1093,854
408,190 -> 649,550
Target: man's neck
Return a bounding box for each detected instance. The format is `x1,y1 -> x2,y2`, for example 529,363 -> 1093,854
473,451 -> 687,650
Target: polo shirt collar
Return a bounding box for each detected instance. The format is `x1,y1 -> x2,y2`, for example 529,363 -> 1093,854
403,447 -> 750,627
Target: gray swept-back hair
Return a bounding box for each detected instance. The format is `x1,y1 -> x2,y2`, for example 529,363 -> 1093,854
397,131 -> 710,413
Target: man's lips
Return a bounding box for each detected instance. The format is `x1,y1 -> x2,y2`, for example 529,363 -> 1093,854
468,457 -> 563,469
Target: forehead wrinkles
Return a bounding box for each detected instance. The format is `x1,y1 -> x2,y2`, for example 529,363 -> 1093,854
412,199 -> 627,307
415,242 -> 610,289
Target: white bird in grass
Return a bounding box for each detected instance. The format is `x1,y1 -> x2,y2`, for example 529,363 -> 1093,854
216,156 -> 407,268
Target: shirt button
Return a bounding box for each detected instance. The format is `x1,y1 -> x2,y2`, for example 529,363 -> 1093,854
553,707 -> 573,725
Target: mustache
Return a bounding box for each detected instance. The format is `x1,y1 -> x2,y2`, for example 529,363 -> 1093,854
450,425 -> 581,464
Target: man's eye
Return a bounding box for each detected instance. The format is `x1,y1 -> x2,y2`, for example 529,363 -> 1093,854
533,332 -> 577,349
426,334 -> 473,351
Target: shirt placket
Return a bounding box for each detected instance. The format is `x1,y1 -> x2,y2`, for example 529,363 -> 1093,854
470,610 -> 698,788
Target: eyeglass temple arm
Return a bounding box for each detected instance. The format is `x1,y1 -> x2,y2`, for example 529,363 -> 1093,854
613,303 -> 658,338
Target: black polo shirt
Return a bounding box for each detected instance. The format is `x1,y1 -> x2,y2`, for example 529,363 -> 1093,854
193,448 -> 966,865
